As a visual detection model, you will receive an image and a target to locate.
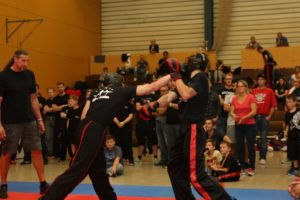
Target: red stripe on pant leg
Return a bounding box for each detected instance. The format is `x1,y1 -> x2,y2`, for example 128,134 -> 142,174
44,121 -> 93,197
189,124 -> 212,200
71,121 -> 92,164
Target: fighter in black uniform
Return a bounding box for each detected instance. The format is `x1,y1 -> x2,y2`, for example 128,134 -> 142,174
155,55 -> 233,200
38,73 -> 171,200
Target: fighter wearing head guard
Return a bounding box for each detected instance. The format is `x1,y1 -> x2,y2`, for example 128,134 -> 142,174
153,53 -> 234,200
38,73 -> 172,200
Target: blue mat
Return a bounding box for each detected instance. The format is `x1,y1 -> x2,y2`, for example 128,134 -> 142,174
7,181 -> 292,200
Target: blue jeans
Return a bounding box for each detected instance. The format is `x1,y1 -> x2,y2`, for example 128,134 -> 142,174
235,124 -> 256,169
164,124 -> 180,150
156,117 -> 168,165
255,115 -> 269,160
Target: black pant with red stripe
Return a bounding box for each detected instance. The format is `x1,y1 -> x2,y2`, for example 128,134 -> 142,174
41,120 -> 117,200
264,63 -> 274,87
167,122 -> 231,200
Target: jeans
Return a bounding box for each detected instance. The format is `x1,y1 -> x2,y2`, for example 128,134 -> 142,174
255,115 -> 269,160
156,117 -> 168,165
235,124 -> 256,169
106,163 -> 124,176
164,124 -> 180,151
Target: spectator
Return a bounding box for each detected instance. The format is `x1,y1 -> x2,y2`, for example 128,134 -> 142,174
60,95 -> 83,154
276,32 -> 289,47
204,119 -> 232,150
104,135 -> 124,177
223,79 -> 238,154
284,94 -> 300,176
289,66 -> 300,87
153,85 -> 169,168
274,77 -> 288,110
0,49 -> 49,198
134,54 -> 149,82
211,141 -> 241,182
230,80 -> 257,176
251,74 -> 277,165
204,139 -> 222,175
292,71 -> 300,108
157,51 -> 169,76
52,82 -> 69,161
214,60 -> 225,85
110,99 -> 135,166
217,73 -> 235,134
246,36 -> 261,49
149,39 -> 159,54
43,88 -> 56,157
99,67 -> 109,84
164,81 -> 181,152
135,93 -> 159,164
257,46 -> 277,87
205,79 -> 221,122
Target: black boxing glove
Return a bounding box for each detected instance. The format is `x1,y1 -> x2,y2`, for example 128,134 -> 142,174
170,72 -> 182,81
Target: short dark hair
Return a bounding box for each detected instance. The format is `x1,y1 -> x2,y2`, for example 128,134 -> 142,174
205,118 -> 215,125
206,139 -> 216,147
57,82 -> 65,86
105,134 -> 115,141
286,94 -> 296,101
220,141 -> 231,148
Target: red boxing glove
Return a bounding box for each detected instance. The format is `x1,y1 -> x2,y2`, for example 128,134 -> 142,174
166,58 -> 180,73
139,102 -> 159,121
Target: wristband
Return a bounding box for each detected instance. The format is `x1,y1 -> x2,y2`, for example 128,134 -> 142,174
37,118 -> 43,121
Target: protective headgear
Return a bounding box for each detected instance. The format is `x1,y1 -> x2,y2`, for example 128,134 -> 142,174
103,73 -> 123,87
166,58 -> 180,73
184,53 -> 208,75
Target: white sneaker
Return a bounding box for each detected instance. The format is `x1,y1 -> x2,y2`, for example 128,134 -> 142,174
259,159 -> 266,165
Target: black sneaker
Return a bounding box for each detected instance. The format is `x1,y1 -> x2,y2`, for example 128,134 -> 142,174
0,185 -> 8,199
40,182 -> 50,195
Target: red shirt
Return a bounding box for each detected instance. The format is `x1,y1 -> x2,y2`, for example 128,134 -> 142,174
251,87 -> 277,116
232,94 -> 256,124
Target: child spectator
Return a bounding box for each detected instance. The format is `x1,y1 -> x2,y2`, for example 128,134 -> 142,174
104,135 -> 124,177
211,141 -> 241,182
61,95 -> 83,153
204,139 -> 222,175
284,94 -> 300,176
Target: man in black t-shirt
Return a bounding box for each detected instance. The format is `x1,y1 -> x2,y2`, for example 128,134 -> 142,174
155,56 -> 232,200
39,73 -> 172,200
257,46 -> 277,87
0,49 -> 48,198
43,88 -> 56,156
110,100 -> 135,165
52,82 -> 69,160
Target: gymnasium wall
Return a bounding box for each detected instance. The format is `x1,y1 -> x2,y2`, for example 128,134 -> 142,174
101,0 -> 205,53
0,0 -> 100,94
214,0 -> 300,67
